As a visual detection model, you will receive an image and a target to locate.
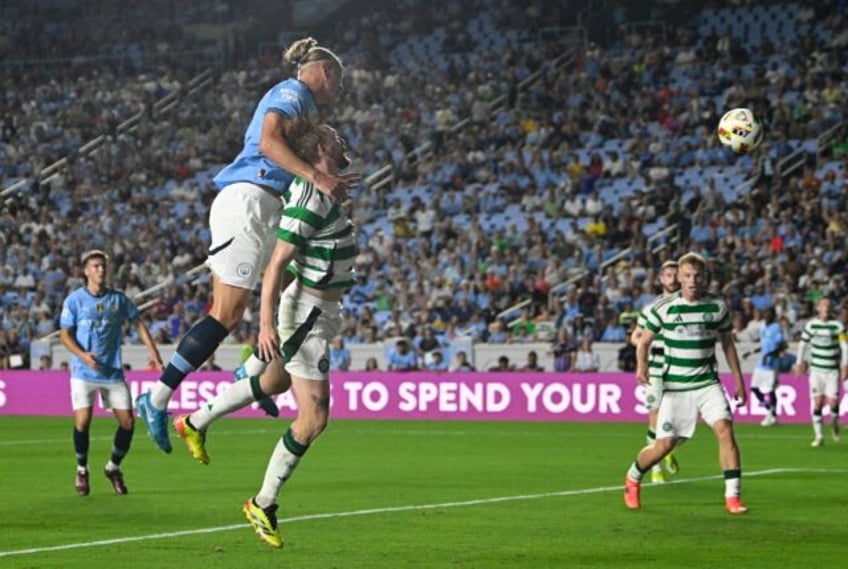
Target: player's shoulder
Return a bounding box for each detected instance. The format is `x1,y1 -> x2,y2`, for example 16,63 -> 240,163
652,291 -> 681,311
268,78 -> 312,106
288,178 -> 332,211
64,287 -> 87,303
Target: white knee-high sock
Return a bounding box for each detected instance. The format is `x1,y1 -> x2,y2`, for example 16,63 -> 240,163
255,429 -> 308,508
191,380 -> 256,431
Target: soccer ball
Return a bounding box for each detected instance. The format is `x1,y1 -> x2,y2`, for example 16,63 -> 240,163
717,108 -> 763,154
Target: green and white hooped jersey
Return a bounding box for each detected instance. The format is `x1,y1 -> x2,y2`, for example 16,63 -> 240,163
799,318 -> 848,371
277,177 -> 357,291
637,298 -> 665,379
643,291 -> 731,392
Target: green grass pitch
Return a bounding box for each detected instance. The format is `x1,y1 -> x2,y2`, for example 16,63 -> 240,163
0,416 -> 844,568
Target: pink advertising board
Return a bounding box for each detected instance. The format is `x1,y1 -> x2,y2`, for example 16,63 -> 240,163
0,371 -> 842,423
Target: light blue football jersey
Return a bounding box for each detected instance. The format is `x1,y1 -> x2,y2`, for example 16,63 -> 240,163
756,322 -> 784,371
60,287 -> 140,382
213,78 -> 318,194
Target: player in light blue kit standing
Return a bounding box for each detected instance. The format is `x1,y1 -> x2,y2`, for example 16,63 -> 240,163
747,307 -> 785,426
60,250 -> 163,496
136,37 -> 359,453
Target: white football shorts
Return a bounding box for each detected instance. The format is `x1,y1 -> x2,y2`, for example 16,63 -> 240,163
70,378 -> 132,411
750,367 -> 778,391
277,284 -> 343,381
644,375 -> 663,411
809,368 -> 840,400
206,182 -> 285,290
655,382 -> 733,440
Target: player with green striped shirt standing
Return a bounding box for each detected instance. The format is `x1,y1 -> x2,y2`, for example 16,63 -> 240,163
631,259 -> 680,483
793,297 -> 848,447
624,252 -> 748,514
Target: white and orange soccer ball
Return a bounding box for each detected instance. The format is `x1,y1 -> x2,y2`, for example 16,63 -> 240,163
717,108 -> 763,154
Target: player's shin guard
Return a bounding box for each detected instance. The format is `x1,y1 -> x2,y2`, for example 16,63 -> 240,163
152,316 -> 229,408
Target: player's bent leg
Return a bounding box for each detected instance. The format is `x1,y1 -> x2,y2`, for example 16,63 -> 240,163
234,359 -> 279,418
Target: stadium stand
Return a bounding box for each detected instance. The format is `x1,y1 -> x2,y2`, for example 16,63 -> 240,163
1,0 -> 846,371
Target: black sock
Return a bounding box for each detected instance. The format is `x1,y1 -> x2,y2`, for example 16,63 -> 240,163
160,316 -> 229,389
110,426 -> 134,466
751,388 -> 768,408
765,392 -> 777,414
74,428 -> 89,468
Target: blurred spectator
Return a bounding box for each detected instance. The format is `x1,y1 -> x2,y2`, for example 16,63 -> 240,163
550,327 -> 578,372
519,350 -> 544,372
330,336 -> 352,371
488,355 -> 514,372
572,337 -> 600,372
364,357 -> 380,371
38,354 -> 53,370
618,331 -> 637,372
387,338 -> 419,371
424,350 -> 449,371
449,350 -> 476,372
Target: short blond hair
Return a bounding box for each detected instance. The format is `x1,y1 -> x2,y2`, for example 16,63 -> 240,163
677,252 -> 706,271
80,249 -> 109,265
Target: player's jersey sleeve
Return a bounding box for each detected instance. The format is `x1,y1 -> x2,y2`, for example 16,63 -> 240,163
800,321 -> 814,343
278,182 -> 327,246
636,307 -> 649,330
60,293 -> 78,330
266,82 -> 311,119
120,293 -> 140,323
643,305 -> 662,334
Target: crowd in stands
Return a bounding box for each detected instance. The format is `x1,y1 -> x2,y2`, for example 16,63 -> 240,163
1,0 -> 847,371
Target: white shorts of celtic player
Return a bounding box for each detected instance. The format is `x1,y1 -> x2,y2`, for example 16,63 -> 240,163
655,383 -> 733,440
206,182 -> 284,290
809,369 -> 840,399
750,367 -> 778,392
70,378 -> 132,411
277,284 -> 343,381
644,376 -> 663,411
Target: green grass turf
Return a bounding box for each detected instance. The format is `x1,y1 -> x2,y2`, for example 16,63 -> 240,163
0,416 -> 844,568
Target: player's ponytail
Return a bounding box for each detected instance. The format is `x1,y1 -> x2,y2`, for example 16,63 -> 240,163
282,37 -> 342,71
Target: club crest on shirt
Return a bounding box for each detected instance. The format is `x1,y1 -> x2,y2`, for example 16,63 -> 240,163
96,302 -> 105,314
662,422 -> 673,432
318,357 -> 330,373
237,263 -> 253,278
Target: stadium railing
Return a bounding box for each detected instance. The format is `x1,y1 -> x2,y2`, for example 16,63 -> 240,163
777,121 -> 845,177
0,68 -> 216,203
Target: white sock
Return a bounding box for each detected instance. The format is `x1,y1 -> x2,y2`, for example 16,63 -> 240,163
150,384 -> 174,410
813,412 -> 823,439
191,380 -> 255,431
626,462 -> 644,483
255,440 -> 303,508
724,476 -> 741,499
242,353 -> 270,378
105,460 -> 120,472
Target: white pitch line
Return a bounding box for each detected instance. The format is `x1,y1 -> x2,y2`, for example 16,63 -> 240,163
1,467 -> 845,559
